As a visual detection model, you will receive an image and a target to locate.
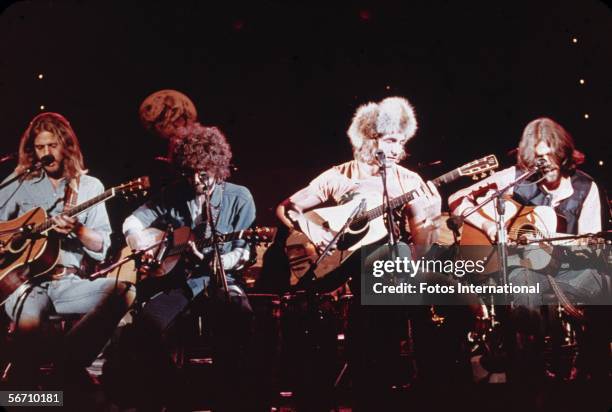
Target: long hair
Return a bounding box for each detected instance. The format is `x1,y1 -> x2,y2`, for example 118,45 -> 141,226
170,122 -> 232,181
517,117 -> 584,174
16,112 -> 87,180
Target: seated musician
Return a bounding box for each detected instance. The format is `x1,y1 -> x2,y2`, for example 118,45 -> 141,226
277,96 -> 441,272
0,112 -> 135,384
449,117 -> 606,306
118,121 -> 255,408
276,97 -> 454,404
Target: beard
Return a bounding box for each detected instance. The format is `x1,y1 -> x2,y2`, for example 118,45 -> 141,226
540,165 -> 560,185
193,183 -> 207,195
43,161 -> 63,178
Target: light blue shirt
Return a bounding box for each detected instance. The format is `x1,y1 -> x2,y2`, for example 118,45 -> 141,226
0,172 -> 112,268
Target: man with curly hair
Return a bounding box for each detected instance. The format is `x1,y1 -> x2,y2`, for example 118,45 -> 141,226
117,122 -> 256,409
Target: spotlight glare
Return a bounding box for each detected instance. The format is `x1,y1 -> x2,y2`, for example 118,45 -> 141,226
37,73 -> 44,79
579,79 -> 585,85
39,105 -> 45,110
572,37 -> 578,44
598,160 -> 604,166
584,113 -> 589,119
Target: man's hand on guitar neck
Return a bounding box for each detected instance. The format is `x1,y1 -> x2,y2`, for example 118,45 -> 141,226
407,181 -> 442,248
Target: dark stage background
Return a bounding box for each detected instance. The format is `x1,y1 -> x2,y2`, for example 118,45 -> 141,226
1,0 -> 610,233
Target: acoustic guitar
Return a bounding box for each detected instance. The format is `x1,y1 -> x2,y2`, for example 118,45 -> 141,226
459,197 -> 606,277
285,155 -> 499,286
0,176 -> 150,304
105,226 -> 277,283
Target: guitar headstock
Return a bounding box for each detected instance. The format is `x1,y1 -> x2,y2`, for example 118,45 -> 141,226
115,176 -> 151,200
242,226 -> 278,244
457,155 -> 499,180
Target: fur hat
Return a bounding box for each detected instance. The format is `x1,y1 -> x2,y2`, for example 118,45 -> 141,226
347,97 -> 417,149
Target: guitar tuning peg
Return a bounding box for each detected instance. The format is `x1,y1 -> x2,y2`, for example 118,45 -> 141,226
480,173 -> 487,179
472,175 -> 478,180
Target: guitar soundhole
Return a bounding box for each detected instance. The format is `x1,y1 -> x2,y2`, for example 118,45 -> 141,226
348,218 -> 368,233
8,234 -> 28,253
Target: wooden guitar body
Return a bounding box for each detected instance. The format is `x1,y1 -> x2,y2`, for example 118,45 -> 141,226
106,226 -> 277,283
0,176 -> 150,303
0,207 -> 60,304
459,198 -> 558,276
285,229 -> 355,287
286,155 -> 501,287
304,191 -> 388,253
107,227 -> 191,283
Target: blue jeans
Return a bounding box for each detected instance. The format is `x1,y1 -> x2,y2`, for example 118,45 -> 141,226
508,267 -> 605,307
4,274 -> 134,368
137,274 -> 252,333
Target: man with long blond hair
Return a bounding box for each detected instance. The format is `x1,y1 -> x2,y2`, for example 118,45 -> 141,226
0,112 -> 135,385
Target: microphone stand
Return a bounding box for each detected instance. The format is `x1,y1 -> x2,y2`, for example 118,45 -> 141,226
203,181 -> 230,302
379,161 -> 397,246
450,165 -> 544,304
378,157 -> 403,277
0,152 -> 16,165
88,241 -> 164,280
0,156 -> 53,191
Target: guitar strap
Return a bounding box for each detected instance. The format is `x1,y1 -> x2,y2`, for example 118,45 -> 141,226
63,176 -> 80,211
202,182 -> 223,241
51,176 -> 81,279
545,274 -> 584,320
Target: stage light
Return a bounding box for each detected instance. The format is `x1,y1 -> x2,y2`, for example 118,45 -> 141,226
572,37 -> 578,44
584,113 -> 589,119
37,73 -> 44,79
39,105 -> 45,110
599,160 -> 604,166
385,85 -> 391,90
579,79 -> 585,85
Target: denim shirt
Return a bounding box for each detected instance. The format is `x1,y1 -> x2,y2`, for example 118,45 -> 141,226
125,181 -> 256,264
0,172 -> 112,267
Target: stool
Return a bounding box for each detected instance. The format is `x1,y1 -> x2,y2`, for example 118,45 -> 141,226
1,313 -> 84,384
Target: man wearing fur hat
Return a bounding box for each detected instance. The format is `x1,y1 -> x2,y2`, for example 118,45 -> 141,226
277,96 -> 441,265
276,97 -> 445,405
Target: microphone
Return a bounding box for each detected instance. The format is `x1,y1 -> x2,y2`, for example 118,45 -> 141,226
0,152 -> 16,164
375,150 -> 386,166
535,158 -> 547,168
35,155 -> 55,169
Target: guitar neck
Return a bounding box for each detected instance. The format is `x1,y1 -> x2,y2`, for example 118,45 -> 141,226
360,166 -> 462,224
194,231 -> 240,250
35,188 -> 116,234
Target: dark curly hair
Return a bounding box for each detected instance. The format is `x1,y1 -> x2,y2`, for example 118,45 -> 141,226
170,122 -> 232,181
